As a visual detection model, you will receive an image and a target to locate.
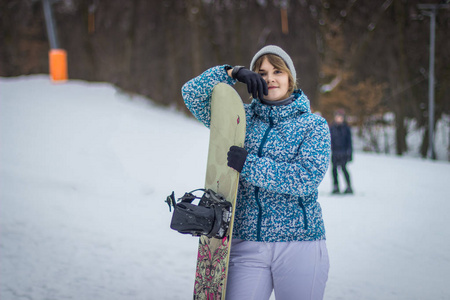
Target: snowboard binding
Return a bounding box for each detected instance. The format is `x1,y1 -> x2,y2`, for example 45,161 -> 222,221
165,189 -> 232,239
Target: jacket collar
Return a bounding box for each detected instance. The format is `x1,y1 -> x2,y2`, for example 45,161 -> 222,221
250,89 -> 311,124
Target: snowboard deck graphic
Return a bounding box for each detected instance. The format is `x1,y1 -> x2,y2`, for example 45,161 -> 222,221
193,83 -> 246,300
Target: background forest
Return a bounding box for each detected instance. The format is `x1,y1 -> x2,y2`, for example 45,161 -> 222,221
1,0 -> 449,158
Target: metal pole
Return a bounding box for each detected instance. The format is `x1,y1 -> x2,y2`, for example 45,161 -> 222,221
428,8 -> 436,159
42,0 -> 59,49
417,3 -> 449,159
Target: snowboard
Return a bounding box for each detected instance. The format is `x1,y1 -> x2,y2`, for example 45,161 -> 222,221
193,83 -> 246,299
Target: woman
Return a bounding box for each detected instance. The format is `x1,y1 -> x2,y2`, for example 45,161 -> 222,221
182,45 -> 330,300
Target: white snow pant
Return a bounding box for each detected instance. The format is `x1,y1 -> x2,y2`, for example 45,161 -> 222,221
225,239 -> 329,300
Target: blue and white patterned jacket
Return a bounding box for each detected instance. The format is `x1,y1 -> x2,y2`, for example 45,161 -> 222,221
182,65 -> 331,242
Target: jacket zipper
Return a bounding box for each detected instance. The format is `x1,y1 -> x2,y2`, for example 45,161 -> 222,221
255,187 -> 262,241
298,197 -> 308,230
255,112 -> 274,241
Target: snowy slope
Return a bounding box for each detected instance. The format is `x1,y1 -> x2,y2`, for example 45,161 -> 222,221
1,76 -> 449,300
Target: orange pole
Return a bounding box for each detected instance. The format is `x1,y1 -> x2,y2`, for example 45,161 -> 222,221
49,49 -> 68,82
88,12 -> 95,34
281,8 -> 289,35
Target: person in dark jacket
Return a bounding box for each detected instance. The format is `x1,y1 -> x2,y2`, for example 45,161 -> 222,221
330,110 -> 353,194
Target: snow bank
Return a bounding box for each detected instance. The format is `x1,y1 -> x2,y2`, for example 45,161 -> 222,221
1,76 -> 449,300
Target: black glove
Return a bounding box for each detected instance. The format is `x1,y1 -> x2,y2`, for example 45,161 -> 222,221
227,146 -> 248,173
233,67 -> 268,100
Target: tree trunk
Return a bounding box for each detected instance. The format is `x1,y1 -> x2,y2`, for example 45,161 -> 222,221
393,0 -> 409,156
187,0 -> 203,76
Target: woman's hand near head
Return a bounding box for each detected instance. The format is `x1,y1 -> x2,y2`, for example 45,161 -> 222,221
229,67 -> 268,100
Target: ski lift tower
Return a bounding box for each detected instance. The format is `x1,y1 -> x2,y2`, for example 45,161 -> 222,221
42,0 -> 68,82
417,3 -> 449,159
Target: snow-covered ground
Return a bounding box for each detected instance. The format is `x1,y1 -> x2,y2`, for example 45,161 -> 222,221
354,113 -> 449,161
1,76 -> 449,300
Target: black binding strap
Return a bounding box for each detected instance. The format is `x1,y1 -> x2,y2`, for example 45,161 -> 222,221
165,189 -> 232,239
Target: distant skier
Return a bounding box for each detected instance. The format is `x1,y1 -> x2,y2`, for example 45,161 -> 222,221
330,110 -> 353,194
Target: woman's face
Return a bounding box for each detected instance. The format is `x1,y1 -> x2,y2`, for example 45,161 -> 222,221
258,57 -> 290,101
